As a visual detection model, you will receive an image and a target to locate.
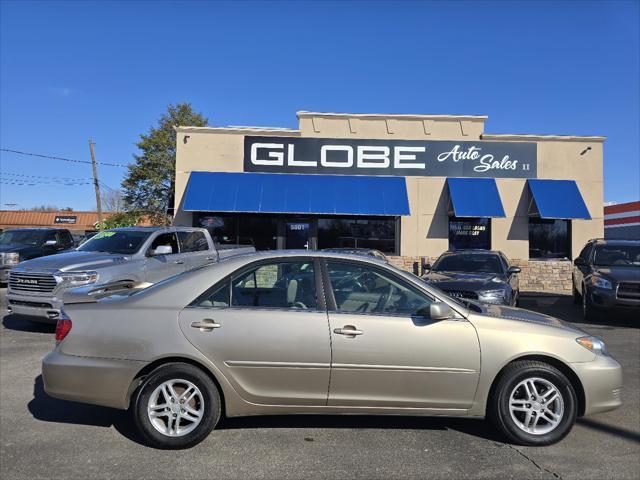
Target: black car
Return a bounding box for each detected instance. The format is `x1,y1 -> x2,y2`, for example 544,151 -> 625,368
422,250 -> 521,306
0,228 -> 75,283
322,248 -> 388,263
572,238 -> 640,320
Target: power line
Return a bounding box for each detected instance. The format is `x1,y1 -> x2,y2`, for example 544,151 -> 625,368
0,148 -> 129,168
0,172 -> 92,181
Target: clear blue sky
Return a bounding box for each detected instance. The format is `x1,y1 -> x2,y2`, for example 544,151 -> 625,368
1,0 -> 638,210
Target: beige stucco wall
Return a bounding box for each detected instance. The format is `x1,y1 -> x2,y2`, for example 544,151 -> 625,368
174,112 -> 605,260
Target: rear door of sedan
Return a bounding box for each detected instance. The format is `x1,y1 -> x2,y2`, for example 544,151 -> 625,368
178,257 -> 331,406
323,259 -> 481,410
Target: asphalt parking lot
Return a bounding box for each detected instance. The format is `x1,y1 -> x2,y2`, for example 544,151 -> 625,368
0,289 -> 638,480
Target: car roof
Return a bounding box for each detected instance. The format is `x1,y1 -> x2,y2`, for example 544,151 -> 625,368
440,249 -> 504,255
592,238 -> 640,246
225,249 -> 390,265
3,227 -> 69,231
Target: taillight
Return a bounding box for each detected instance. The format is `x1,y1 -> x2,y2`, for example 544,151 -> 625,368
55,313 -> 72,343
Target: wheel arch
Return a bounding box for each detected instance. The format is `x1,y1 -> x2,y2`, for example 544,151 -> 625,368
127,356 -> 227,415
486,354 -> 586,417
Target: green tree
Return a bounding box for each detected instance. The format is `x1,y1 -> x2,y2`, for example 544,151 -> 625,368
122,103 -> 208,224
101,211 -> 143,229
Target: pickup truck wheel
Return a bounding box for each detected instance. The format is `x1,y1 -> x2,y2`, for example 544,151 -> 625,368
132,363 -> 221,449
489,360 -> 577,446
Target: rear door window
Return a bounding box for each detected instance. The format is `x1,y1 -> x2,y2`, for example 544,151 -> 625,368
177,231 -> 209,252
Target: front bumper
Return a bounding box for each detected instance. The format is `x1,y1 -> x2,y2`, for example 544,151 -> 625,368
6,291 -> 63,323
589,287 -> 640,311
42,349 -> 148,410
572,354 -> 623,416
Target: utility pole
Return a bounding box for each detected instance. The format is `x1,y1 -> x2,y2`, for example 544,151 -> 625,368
88,139 -> 104,229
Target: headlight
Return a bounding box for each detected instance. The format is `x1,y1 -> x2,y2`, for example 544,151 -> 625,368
590,276 -> 612,290
0,252 -> 20,266
576,336 -> 609,356
478,289 -> 508,304
59,271 -> 98,286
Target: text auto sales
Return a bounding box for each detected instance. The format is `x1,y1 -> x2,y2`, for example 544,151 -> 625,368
243,137 -> 537,178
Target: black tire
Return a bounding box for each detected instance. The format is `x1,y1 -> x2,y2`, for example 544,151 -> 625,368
489,360 -> 577,446
572,277 -> 581,304
132,362 -> 221,449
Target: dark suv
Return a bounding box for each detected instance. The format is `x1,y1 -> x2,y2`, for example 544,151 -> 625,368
572,239 -> 640,320
0,228 -> 75,283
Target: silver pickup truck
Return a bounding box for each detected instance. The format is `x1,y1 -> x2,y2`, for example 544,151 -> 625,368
7,226 -> 254,323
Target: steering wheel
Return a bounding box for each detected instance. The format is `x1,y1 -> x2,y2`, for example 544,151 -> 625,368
292,301 -> 308,309
377,284 -> 396,311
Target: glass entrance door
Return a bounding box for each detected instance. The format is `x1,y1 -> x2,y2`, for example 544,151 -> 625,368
286,222 -> 310,249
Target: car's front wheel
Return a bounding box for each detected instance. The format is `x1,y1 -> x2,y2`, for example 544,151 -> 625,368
132,362 -> 221,449
489,360 -> 577,446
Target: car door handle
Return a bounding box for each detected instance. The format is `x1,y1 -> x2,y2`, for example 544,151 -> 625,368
205,256 -> 216,261
191,319 -> 221,331
334,326 -> 363,336
174,260 -> 185,264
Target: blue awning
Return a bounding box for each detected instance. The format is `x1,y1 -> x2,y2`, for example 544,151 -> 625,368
446,178 -> 506,218
182,172 -> 410,216
527,179 -> 591,219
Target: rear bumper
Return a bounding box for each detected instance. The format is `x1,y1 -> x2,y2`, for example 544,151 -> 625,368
572,354 -> 623,416
42,349 -> 148,410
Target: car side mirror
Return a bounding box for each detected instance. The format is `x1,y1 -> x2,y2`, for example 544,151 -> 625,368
150,245 -> 172,256
427,302 -> 454,321
507,266 -> 521,274
422,262 -> 432,272
44,239 -> 58,246
574,257 -> 586,266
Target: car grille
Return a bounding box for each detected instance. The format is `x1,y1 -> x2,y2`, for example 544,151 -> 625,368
617,282 -> 640,301
8,272 -> 58,293
445,290 -> 478,300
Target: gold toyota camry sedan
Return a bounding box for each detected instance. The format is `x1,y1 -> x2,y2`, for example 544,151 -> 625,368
42,251 -> 622,449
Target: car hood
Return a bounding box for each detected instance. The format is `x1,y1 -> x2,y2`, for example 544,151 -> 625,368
423,271 -> 506,291
12,250 -> 130,272
479,303 -> 586,334
594,266 -> 640,282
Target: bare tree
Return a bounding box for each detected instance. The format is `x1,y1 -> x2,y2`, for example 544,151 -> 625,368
100,189 -> 126,213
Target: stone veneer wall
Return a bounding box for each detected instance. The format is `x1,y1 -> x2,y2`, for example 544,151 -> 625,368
387,256 -> 573,294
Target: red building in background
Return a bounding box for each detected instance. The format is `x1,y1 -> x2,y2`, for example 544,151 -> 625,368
604,201 -> 640,239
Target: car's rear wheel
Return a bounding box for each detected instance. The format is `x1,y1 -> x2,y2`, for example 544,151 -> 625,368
489,360 -> 577,446
132,363 -> 221,449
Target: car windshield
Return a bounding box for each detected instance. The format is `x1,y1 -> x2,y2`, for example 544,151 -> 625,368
77,230 -> 151,254
432,253 -> 504,274
593,245 -> 640,267
0,230 -> 47,246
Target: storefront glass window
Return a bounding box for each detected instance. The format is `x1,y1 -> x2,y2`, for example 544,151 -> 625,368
317,217 -> 397,254
196,214 -> 238,245
238,215 -> 278,250
529,219 -> 570,259
448,217 -> 491,250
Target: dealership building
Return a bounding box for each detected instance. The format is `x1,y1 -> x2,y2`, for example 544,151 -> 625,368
173,111 -> 605,290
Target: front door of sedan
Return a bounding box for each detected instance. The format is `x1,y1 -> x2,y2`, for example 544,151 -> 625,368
178,259 -> 331,406
324,260 -> 481,410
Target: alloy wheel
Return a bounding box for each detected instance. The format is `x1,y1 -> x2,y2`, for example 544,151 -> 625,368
147,379 -> 205,437
508,377 -> 564,435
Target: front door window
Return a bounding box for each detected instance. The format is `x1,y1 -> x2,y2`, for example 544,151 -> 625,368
286,222 -> 310,249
